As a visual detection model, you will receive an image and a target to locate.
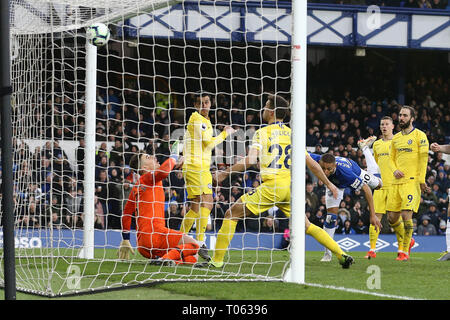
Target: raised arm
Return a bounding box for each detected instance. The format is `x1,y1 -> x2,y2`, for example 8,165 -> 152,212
140,157 -> 177,186
196,119 -> 234,150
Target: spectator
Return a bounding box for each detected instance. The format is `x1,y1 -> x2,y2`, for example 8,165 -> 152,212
336,208 -> 351,232
438,219 -> 447,235
349,200 -> 370,228
354,218 -> 369,234
306,182 -> 320,213
341,219 -> 356,234
75,138 -> 86,180
417,215 -> 437,235
94,196 -> 105,229
166,201 -> 183,230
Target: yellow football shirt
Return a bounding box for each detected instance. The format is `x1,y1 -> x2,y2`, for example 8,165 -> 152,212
389,128 -> 429,185
251,122 -> 291,182
373,138 -> 394,188
182,111 -> 227,170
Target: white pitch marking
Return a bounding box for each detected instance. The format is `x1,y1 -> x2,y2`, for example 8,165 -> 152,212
304,282 -> 424,300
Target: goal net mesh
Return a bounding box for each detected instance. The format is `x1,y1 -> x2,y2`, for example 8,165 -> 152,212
2,0 -> 293,296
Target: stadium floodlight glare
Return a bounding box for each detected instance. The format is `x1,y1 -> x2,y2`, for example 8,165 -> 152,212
3,0 -> 305,296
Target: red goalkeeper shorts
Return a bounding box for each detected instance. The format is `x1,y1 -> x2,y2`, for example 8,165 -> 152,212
136,227 -> 183,259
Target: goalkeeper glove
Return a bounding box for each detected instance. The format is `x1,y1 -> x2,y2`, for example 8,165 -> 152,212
170,140 -> 181,161
117,240 -> 135,260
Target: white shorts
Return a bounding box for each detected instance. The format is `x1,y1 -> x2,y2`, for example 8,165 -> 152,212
325,169 -> 381,209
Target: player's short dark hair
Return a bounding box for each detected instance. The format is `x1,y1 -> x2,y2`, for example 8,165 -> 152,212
400,106 -> 416,119
381,116 -> 393,123
320,153 -> 336,164
267,94 -> 290,120
197,92 -> 213,101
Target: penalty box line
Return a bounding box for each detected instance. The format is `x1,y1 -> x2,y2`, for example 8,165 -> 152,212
304,282 -> 424,300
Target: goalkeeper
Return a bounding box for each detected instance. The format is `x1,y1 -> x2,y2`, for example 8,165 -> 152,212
118,141 -> 208,265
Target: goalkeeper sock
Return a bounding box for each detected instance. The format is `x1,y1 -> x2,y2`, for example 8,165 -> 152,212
212,219 -> 238,264
180,209 -> 199,234
369,224 -> 380,251
402,219 -> 414,255
390,216 -> 405,253
196,206 -> 211,243
307,223 -> 344,260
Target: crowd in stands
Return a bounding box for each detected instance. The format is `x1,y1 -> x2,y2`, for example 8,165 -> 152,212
309,0 -> 450,10
1,54 -> 449,240
304,69 -> 450,236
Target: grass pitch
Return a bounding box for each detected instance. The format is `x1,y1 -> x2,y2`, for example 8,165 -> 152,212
1,250 -> 448,300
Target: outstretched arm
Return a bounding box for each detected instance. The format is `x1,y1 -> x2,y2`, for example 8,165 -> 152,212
362,183 -> 382,232
140,158 -> 177,186
430,143 -> 450,154
306,152 -> 338,199
202,125 -> 235,149
215,146 -> 259,184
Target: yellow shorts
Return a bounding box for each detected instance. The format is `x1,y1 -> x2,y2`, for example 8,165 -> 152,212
241,178 -> 291,217
373,187 -> 391,214
386,182 -> 421,213
183,168 -> 213,199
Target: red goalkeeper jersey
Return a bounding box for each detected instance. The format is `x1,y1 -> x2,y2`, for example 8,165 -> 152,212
122,158 -> 176,236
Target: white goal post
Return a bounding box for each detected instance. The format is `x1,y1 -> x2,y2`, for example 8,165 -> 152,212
2,0 -> 307,296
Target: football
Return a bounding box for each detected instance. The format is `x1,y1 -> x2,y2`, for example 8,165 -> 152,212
86,23 -> 110,47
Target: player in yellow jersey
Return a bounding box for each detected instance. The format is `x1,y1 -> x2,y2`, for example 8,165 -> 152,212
430,142 -> 450,261
197,94 -> 354,269
387,106 -> 430,261
358,116 -> 410,259
180,93 -> 235,258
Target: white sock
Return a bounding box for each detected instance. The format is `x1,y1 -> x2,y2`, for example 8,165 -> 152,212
323,226 -> 336,255
446,219 -> 450,252
363,148 -> 380,176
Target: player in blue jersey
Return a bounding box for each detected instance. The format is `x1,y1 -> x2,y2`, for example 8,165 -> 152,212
309,152 -> 383,261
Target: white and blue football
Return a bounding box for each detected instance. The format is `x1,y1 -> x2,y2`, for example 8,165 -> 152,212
86,23 -> 110,47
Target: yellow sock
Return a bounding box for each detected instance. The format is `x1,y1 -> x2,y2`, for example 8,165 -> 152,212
369,224 -> 380,251
212,219 -> 237,264
306,224 -> 344,259
179,209 -> 198,234
390,217 -> 404,252
402,219 -> 413,255
196,207 -> 211,242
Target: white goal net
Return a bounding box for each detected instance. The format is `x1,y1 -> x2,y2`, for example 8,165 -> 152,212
2,0 -> 297,296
